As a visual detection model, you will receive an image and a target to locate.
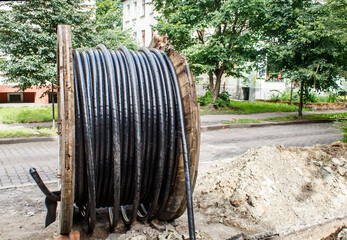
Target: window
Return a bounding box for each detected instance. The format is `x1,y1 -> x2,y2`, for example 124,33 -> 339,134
141,30 -> 145,47
7,93 -> 23,103
133,1 -> 137,19
140,0 -> 145,16
126,4 -> 130,21
133,32 -> 138,44
266,73 -> 284,82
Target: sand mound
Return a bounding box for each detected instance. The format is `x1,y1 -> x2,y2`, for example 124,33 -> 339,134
194,142 -> 347,236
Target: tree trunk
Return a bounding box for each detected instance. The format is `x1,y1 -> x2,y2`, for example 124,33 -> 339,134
208,71 -> 214,93
290,81 -> 293,104
298,82 -> 304,117
212,73 -> 223,102
211,67 -> 225,102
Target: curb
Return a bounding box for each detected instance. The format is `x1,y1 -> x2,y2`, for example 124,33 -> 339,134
201,119 -> 335,132
0,136 -> 58,144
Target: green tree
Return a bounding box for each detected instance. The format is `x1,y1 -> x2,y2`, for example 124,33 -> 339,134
94,0 -> 137,50
152,0 -> 266,102
96,0 -> 122,30
265,0 -> 347,116
0,0 -> 136,90
0,0 -> 95,89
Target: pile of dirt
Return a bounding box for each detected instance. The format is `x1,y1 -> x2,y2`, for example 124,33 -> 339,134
107,142 -> 347,239
194,142 -> 347,237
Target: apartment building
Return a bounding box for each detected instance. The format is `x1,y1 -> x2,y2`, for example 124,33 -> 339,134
122,0 -> 158,47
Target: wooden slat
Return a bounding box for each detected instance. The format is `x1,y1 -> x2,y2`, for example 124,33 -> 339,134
57,24 -> 75,235
150,40 -> 201,220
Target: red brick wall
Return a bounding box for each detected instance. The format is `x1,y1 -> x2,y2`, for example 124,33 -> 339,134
0,85 -> 55,104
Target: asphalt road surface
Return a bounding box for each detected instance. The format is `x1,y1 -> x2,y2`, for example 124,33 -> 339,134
0,122 -> 343,188
200,122 -> 343,162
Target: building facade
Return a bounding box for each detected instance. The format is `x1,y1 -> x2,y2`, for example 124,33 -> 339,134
0,84 -> 56,104
122,0 -> 158,47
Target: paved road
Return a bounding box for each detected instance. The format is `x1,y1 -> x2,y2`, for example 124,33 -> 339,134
0,122 -> 343,188
200,122 -> 342,162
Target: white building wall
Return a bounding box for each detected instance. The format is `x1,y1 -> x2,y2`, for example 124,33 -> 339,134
195,73 -> 288,100
122,0 -> 158,47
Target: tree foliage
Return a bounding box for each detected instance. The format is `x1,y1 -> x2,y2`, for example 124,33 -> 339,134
152,0 -> 267,101
94,0 -> 137,50
0,0 -> 136,90
264,0 -> 347,116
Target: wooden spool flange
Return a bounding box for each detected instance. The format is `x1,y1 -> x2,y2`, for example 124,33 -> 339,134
150,37 -> 201,220
56,25 -> 200,235
57,25 -> 75,235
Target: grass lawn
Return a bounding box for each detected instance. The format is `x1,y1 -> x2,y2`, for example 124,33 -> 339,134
0,126 -> 57,138
0,106 -> 57,124
200,101 -> 311,115
263,112 -> 347,122
222,113 -> 347,125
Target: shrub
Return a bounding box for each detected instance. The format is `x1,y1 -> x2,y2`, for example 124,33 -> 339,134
269,90 -> 299,102
303,92 -> 318,103
197,91 -> 231,108
197,91 -> 214,106
334,120 -> 347,143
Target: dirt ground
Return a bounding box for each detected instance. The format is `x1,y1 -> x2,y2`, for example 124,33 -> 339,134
1,142 -> 346,240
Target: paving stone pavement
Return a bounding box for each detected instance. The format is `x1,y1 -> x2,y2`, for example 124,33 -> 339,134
0,139 -> 58,189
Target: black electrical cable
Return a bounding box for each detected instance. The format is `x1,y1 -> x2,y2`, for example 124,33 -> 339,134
72,45 -> 196,239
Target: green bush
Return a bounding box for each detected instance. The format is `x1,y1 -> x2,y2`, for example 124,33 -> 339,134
334,120 -> 347,143
213,91 -> 231,108
269,90 -> 299,102
197,91 -> 231,108
270,93 -> 281,101
197,91 -> 214,106
327,94 -> 338,103
303,92 -> 319,103
270,90 -> 340,103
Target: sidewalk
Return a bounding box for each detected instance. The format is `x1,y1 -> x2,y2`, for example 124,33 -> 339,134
0,121 -> 53,130
200,109 -> 347,126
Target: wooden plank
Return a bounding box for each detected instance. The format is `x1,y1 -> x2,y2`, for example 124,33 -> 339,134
150,40 -> 201,220
57,24 -> 75,235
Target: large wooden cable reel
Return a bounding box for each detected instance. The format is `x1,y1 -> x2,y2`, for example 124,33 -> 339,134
57,25 -> 200,235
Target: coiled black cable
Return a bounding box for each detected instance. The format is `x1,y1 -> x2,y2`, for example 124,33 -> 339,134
72,45 -> 195,239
